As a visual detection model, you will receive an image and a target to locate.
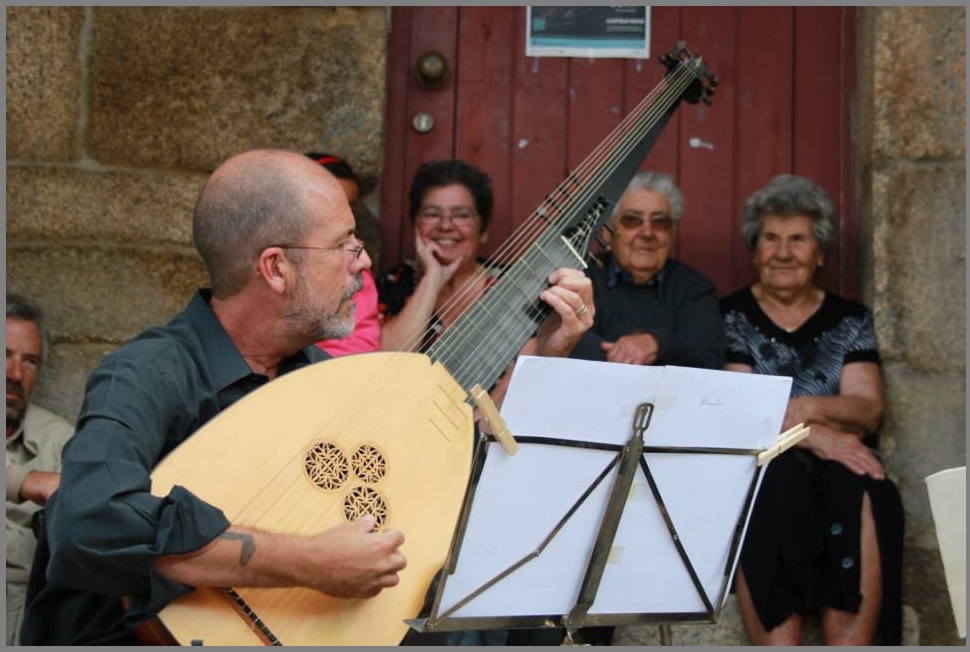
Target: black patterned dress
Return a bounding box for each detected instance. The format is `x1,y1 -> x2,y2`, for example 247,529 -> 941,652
720,287 -> 904,644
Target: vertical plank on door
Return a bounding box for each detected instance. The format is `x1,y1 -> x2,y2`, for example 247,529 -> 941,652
380,7 -> 415,271
794,6 -> 842,296
454,7 -> 516,258
676,6 -> 738,297
794,6 -> 856,298
630,7 -> 684,179
731,6 -> 795,294
838,8 -> 859,301
507,9 -> 570,266
565,58 -> 625,174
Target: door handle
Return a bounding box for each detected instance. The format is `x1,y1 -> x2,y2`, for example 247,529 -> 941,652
415,50 -> 448,89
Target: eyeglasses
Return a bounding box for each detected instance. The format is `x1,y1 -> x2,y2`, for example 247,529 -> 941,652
269,238 -> 366,260
416,208 -> 479,226
617,213 -> 675,233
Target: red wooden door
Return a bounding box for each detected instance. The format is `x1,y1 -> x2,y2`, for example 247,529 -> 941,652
380,6 -> 857,299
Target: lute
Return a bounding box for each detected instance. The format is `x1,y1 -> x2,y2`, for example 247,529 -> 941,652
147,42 -> 716,646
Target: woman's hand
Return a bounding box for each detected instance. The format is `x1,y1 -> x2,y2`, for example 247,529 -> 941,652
415,234 -> 462,293
801,425 -> 885,479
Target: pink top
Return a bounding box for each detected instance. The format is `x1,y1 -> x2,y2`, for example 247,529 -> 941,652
316,269 -> 382,356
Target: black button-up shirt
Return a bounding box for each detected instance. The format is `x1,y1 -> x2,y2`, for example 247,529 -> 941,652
569,256 -> 725,369
21,290 -> 329,645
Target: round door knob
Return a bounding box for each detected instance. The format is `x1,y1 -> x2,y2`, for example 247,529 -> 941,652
415,51 -> 448,89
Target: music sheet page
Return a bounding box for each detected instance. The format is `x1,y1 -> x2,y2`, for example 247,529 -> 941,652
437,356 -> 792,620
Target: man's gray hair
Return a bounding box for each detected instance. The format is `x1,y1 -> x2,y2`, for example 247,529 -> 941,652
7,293 -> 50,362
614,171 -> 685,223
741,174 -> 835,254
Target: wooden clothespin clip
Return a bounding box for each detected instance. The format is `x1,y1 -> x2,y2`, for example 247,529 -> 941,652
470,384 -> 518,456
757,423 -> 811,466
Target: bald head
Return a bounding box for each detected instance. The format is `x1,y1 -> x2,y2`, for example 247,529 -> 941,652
192,149 -> 348,298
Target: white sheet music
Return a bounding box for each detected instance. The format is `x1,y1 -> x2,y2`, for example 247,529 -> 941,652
437,356 -> 792,620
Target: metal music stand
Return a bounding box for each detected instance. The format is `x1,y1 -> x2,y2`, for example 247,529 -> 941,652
407,357 -> 805,640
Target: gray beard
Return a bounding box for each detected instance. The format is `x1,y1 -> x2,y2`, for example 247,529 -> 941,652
284,273 -> 363,342
316,302 -> 356,341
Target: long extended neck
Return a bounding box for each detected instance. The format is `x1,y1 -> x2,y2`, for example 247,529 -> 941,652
426,56 -> 704,394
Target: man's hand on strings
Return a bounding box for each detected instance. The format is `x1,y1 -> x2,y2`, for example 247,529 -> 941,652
309,515 -> 408,599
535,268 -> 594,358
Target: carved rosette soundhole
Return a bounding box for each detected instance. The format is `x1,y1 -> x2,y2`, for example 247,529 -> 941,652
304,440 -> 389,529
351,444 -> 387,484
343,486 -> 388,530
304,441 -> 349,492
346,444 -> 388,529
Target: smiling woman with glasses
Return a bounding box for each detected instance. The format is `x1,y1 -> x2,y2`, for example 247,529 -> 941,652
376,159 -> 497,355
379,164 -> 596,647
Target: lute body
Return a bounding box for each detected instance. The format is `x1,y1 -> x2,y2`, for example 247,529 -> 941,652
150,353 -> 474,646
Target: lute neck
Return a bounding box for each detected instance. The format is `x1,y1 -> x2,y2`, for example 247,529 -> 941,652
426,54 -> 706,394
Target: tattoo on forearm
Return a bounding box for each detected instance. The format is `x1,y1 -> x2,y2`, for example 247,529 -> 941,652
220,531 -> 256,566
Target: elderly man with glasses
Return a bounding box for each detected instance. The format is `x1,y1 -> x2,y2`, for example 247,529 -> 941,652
568,170 -> 726,375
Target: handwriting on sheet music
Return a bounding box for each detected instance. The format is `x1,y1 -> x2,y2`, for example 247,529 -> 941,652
700,396 -> 724,408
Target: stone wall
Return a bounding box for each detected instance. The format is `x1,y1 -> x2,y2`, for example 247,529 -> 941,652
858,6 -> 966,646
5,5 -> 966,646
6,6 -> 388,420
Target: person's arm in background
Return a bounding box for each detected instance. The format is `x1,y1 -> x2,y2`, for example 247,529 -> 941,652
728,361 -> 885,479
15,471 -> 60,505
6,409 -> 74,505
380,235 -> 461,351
783,361 -> 884,435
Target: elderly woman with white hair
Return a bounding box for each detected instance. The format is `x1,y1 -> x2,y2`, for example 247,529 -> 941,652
720,174 -> 904,645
